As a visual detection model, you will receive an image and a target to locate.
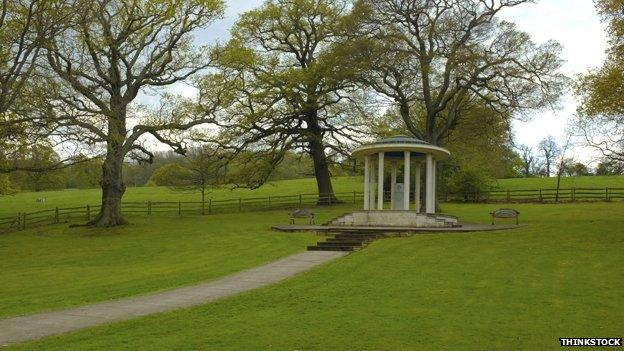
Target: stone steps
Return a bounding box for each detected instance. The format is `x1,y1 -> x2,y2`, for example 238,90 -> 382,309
307,245 -> 357,252
334,234 -> 376,238
315,241 -> 363,247
307,231 -> 385,252
325,238 -> 372,244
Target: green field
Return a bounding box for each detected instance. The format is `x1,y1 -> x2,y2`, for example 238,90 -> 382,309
493,175 -> 624,190
1,209 -> 358,318
6,201 -> 623,350
1,175 -> 623,218
0,205 -> 355,319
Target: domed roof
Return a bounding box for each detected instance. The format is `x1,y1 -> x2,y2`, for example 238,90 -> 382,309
372,135 -> 430,146
352,135 -> 450,160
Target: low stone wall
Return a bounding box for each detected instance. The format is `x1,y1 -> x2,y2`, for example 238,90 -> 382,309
330,211 -> 459,228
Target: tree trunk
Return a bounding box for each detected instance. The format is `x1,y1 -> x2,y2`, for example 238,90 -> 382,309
547,160 -> 552,177
555,172 -> 562,203
304,104 -> 338,206
309,136 -> 338,205
89,143 -> 127,226
89,108 -> 128,226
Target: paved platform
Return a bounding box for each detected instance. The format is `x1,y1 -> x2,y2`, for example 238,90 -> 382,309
272,223 -> 526,233
0,251 -> 347,347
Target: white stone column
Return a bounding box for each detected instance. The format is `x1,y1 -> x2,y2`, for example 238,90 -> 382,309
403,151 -> 410,211
425,154 -> 435,213
363,155 -> 370,210
432,159 -> 437,211
369,159 -> 376,210
377,152 -> 384,210
390,161 -> 397,209
415,162 -> 421,213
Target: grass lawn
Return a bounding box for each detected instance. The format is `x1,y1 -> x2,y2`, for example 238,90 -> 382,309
7,201 -> 623,350
493,175 -> 624,190
0,205 -> 358,319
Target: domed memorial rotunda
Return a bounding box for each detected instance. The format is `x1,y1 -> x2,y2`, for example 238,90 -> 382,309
330,135 -> 459,228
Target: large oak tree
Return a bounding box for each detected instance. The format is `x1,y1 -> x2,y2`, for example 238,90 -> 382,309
202,0 -> 371,204
43,0 -> 225,226
358,0 -> 567,145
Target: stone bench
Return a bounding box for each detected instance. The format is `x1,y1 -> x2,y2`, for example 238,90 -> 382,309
490,208 -> 520,225
290,209 -> 315,224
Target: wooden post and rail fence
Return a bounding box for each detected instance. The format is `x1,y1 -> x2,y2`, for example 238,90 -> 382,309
1,187 -> 622,234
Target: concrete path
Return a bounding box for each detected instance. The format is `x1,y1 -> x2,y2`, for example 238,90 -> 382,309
0,250 -> 347,347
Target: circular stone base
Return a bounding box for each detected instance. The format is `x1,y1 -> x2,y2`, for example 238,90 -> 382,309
329,211 -> 459,228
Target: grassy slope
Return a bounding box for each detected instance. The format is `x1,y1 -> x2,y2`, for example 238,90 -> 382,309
0,177 -> 363,217
9,202 -> 623,351
0,206 -> 359,319
493,175 -> 624,190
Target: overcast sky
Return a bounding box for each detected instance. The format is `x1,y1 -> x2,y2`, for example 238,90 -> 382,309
500,0 -> 607,161
188,0 -> 608,160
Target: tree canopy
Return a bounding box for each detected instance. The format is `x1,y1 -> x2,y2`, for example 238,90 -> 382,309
198,0 -> 372,203
38,0 -> 226,226
575,0 -> 624,163
358,0 -> 567,145
0,0 -> 67,173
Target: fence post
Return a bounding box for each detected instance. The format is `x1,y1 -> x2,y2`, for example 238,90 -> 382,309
22,213 -> 27,230
606,187 -> 610,201
86,205 -> 91,221
201,198 -> 205,216
54,207 -> 59,224
539,189 -> 543,202
328,193 -> 332,206
506,190 -> 510,203
16,212 -> 21,229
239,198 -> 242,212
268,196 -> 271,209
148,201 -> 152,215
299,194 -> 302,206
178,201 -> 182,216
